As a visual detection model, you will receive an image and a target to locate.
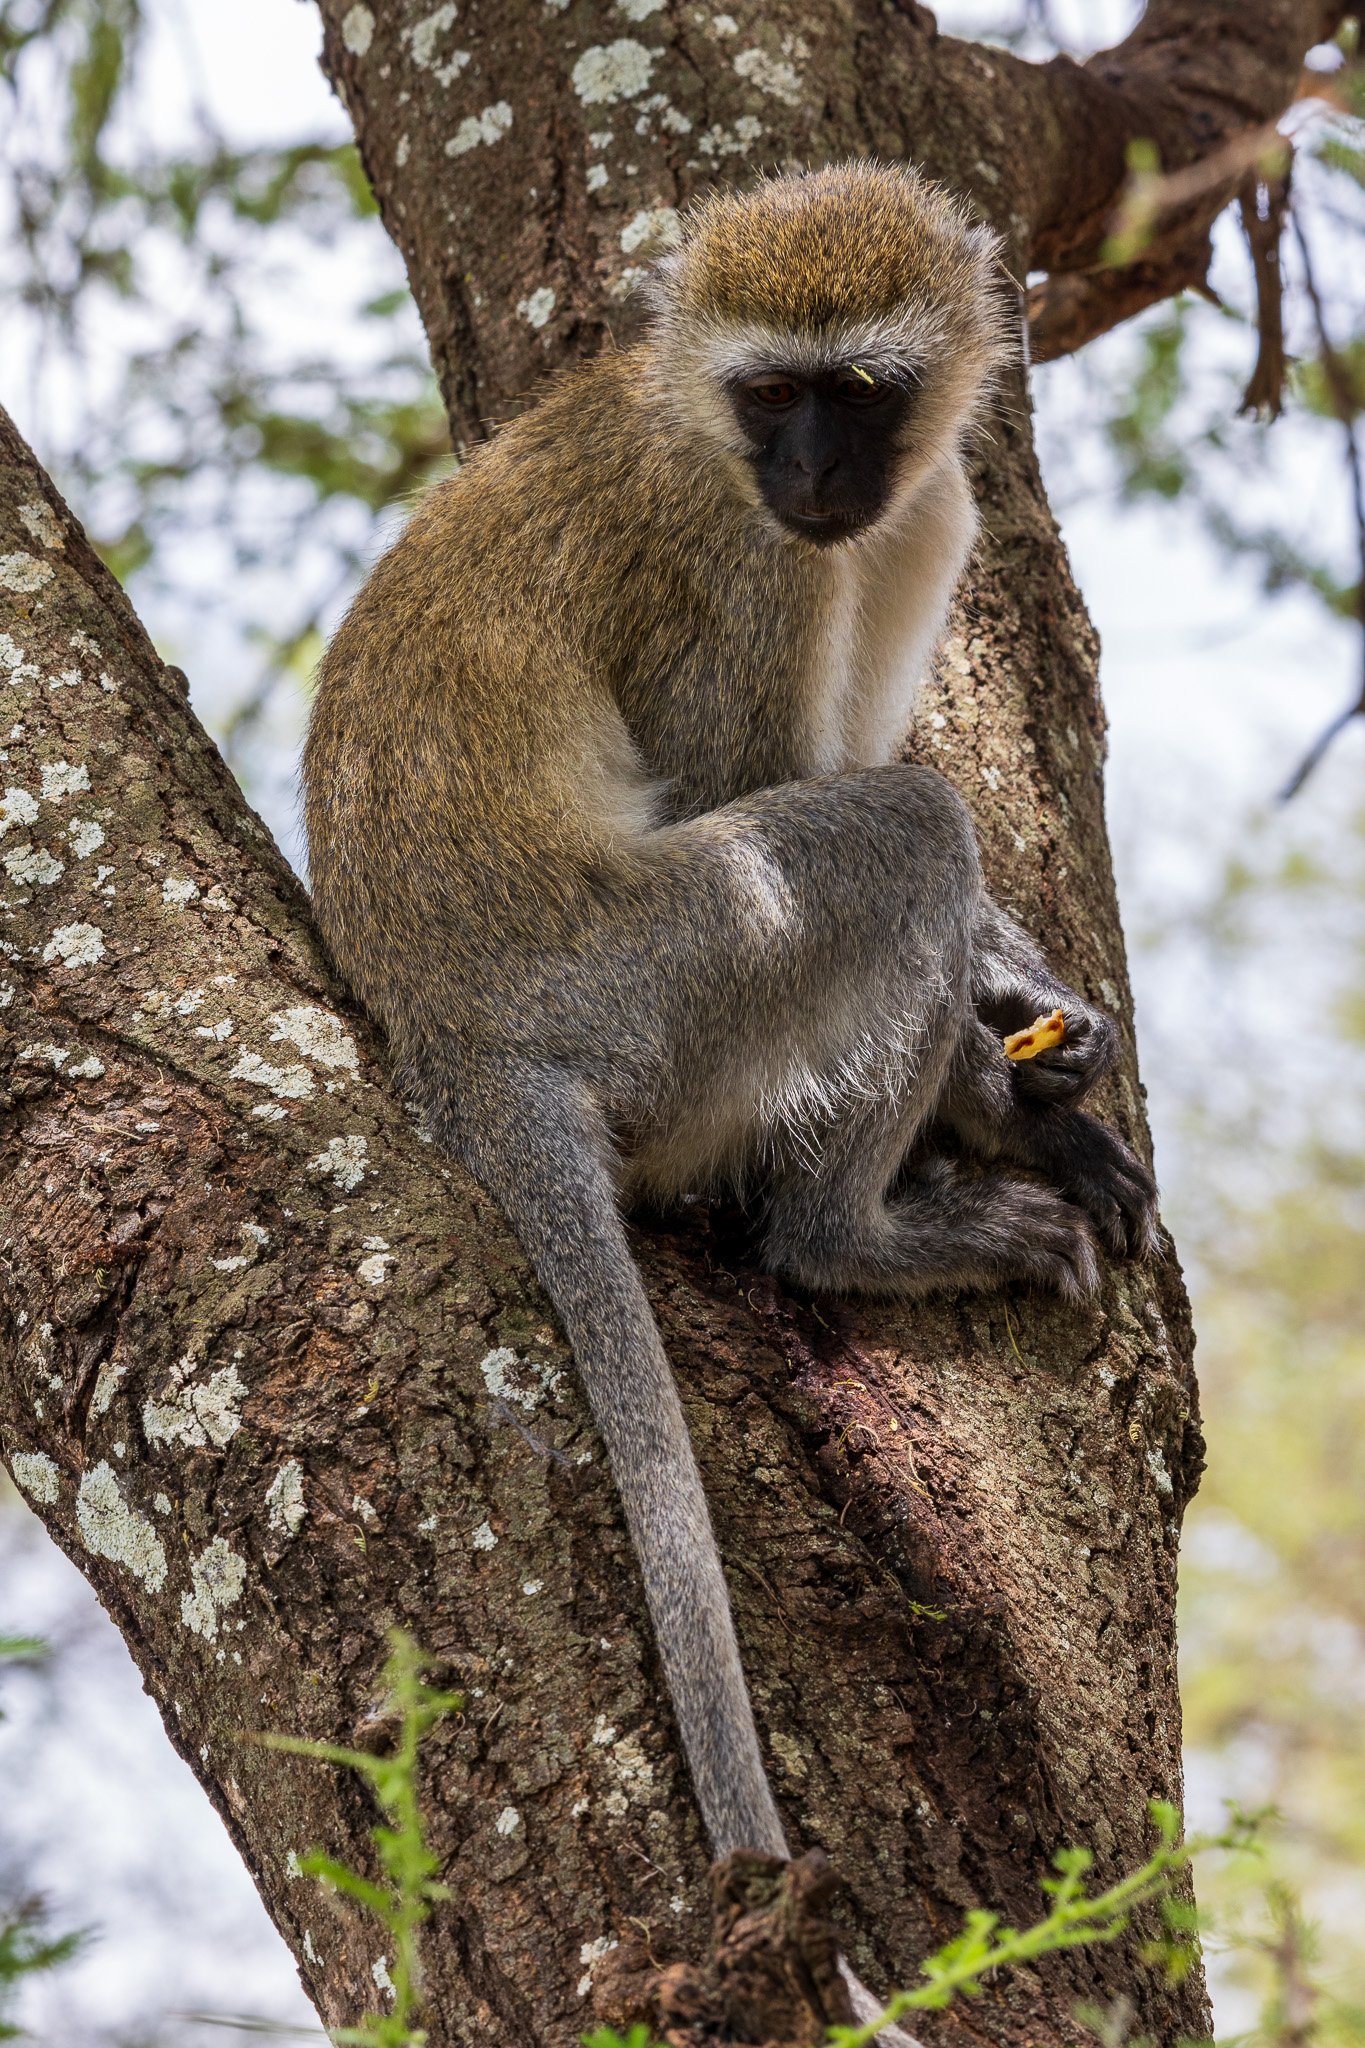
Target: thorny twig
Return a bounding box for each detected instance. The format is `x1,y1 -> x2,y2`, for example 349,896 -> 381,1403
1279,208 -> 1365,800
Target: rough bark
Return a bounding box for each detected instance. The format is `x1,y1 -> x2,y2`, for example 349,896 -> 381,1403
0,4 -> 1341,2045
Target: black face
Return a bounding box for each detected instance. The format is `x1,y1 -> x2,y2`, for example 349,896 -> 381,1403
728,364 -> 913,546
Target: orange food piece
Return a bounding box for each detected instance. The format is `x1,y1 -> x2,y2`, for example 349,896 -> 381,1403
1003,1007 -> 1066,1061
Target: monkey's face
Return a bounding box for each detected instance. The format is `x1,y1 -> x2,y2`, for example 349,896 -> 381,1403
727,365 -> 915,547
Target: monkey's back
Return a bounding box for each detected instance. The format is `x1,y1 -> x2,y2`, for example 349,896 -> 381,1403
303,348 -> 830,1061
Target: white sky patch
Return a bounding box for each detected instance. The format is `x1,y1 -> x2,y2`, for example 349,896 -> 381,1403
495,1806 -> 520,1836
4,846 -> 64,887
732,46 -> 802,104
446,101 -> 513,154
619,204 -> 679,254
267,1005 -> 359,1072
586,163 -> 608,192
10,1450 -> 60,1504
0,787 -> 40,838
231,1050 -> 315,1100
76,1462 -> 168,1592
571,39 -> 655,103
0,554 -> 54,592
68,819 -> 105,858
712,12 -> 739,32
340,2 -> 374,55
39,760 -> 89,801
617,0 -> 665,15
181,1536 -> 247,1640
516,286 -> 557,329
266,1460 -> 307,1536
161,874 -> 201,909
143,1364 -> 246,1452
478,1345 -> 561,1411
307,1133 -> 369,1191
19,501 -> 64,550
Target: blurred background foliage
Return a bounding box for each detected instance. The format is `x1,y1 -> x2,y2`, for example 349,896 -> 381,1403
2,0 -> 1365,2043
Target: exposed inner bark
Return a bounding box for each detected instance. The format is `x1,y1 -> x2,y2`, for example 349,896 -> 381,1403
0,4 -> 1342,2043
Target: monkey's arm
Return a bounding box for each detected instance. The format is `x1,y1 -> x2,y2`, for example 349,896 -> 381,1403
970,895 -> 1120,1109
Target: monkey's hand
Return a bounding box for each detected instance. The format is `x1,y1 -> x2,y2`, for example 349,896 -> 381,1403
972,901 -> 1121,1109
1006,998 -> 1120,1109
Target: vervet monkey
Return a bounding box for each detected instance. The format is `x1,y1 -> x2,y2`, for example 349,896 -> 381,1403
305,163 -> 1156,2017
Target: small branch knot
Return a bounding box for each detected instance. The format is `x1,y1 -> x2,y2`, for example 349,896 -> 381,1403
650,1850 -> 856,2046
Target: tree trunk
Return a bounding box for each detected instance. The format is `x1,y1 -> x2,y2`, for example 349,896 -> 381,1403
0,4 -> 1344,2043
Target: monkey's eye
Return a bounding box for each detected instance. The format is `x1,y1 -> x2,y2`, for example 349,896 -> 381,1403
833,369 -> 891,406
744,377 -> 801,408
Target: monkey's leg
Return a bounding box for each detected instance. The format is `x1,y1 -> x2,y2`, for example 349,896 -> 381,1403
939,1017 -> 1158,1259
702,780 -> 1104,1304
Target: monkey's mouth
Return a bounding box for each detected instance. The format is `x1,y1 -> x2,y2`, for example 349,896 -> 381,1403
780,508 -> 867,546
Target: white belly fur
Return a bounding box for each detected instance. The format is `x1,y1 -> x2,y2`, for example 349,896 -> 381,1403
807,456 -> 978,772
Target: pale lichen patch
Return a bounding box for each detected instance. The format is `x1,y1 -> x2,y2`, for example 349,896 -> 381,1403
0,635 -> 39,687
572,39 -> 656,103
10,1450 -> 60,1503
479,1344 -> 561,1410
4,846 -> 64,887
267,1460 -> 307,1536
39,760 -> 89,801
446,101 -> 513,154
267,1005 -> 359,1072
18,502 -> 64,550
516,286 -> 557,329
341,2 -> 374,54
372,1957 -> 396,2003
619,204 -> 680,253
181,1537 -> 247,1640
161,874 -> 201,910
733,46 -> 802,103
231,1050 -> 315,1100
495,1806 -> 521,1836
68,819 -> 105,858
76,1463 -> 168,1592
143,1364 -> 246,1452
42,922 -> 104,968
0,786 -> 39,837
472,1519 -> 497,1550
357,1251 -> 396,1285
0,554 -> 54,593
578,1935 -> 618,1997
307,1133 -> 370,1192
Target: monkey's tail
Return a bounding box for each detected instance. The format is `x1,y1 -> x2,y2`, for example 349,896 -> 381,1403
428,1046 -> 789,1864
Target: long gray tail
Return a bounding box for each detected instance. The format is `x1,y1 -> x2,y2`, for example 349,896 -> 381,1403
427,1047 -> 788,1861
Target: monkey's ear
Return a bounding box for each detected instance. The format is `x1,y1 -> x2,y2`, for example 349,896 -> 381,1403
636,248 -> 686,317
965,220 -> 1005,266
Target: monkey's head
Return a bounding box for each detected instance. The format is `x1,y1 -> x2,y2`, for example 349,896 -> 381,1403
644,162 -> 1009,547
